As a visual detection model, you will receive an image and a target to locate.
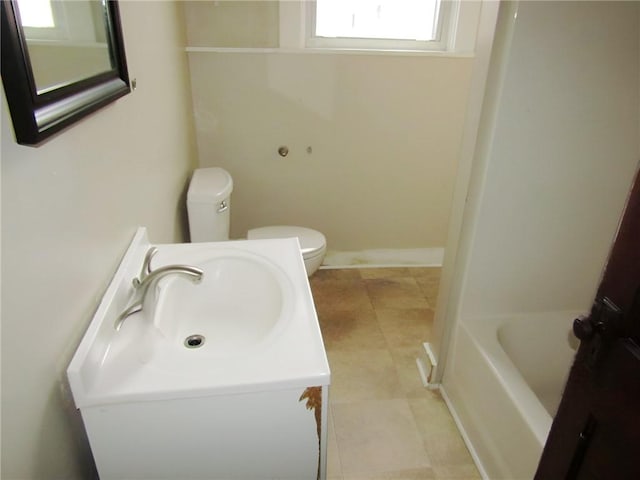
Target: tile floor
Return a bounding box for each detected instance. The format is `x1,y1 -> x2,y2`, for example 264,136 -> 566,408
309,267 -> 481,480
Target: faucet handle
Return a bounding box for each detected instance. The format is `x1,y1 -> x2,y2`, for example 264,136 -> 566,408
133,247 -> 158,288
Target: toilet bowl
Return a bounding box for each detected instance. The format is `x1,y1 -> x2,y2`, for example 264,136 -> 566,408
247,226 -> 326,277
187,167 -> 326,276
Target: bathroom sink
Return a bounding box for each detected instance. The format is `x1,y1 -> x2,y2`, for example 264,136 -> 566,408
67,228 -> 330,407
66,228 -> 331,480
151,249 -> 293,357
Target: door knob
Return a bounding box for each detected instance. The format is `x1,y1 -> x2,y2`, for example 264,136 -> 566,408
573,316 -> 594,340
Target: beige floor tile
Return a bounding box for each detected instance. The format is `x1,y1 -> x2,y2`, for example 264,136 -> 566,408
408,394 -> 461,438
311,279 -> 374,315
364,277 -> 430,310
343,467 -> 436,479
332,400 -> 432,475
313,268 -> 480,480
408,267 -> 441,277
408,397 -> 478,473
327,349 -> 403,403
327,407 -> 344,479
422,435 -> 476,472
433,464 -> 482,479
318,308 -> 387,351
409,267 -> 441,282
376,308 -> 434,348
390,347 -> 430,398
314,269 -> 363,283
358,267 -> 413,279
412,268 -> 441,308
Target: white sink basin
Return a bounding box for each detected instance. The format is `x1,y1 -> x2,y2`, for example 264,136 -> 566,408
152,249 -> 293,357
67,228 -> 329,407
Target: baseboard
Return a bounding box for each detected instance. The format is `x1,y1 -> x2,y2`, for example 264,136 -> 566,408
321,248 -> 444,268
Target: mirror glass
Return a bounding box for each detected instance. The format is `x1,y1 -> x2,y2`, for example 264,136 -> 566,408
18,0 -> 113,93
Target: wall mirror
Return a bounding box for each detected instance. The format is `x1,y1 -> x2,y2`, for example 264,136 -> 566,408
1,0 -> 130,146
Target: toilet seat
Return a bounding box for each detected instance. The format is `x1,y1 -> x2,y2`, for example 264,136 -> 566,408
247,226 -> 326,259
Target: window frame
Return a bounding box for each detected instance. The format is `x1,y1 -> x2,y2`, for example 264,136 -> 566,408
278,0 -> 481,55
305,0 -> 452,52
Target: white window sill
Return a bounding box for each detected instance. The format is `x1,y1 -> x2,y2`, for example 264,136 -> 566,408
184,46 -> 474,59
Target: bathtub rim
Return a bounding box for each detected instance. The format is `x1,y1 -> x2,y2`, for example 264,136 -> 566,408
460,310 -> 581,447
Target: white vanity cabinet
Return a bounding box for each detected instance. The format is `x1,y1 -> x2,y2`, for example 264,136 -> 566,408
67,230 -> 331,480
81,385 -> 329,479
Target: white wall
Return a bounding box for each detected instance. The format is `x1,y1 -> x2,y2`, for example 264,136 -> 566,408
1,2 -> 197,478
183,1 -> 475,251
458,0 -> 639,319
188,52 -> 473,250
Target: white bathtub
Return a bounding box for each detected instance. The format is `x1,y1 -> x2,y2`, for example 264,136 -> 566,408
442,311 -> 581,479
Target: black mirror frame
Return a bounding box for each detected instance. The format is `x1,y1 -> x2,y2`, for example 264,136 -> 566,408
1,0 -> 130,146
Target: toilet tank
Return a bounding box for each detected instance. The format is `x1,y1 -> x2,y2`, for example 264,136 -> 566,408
187,168 -> 233,242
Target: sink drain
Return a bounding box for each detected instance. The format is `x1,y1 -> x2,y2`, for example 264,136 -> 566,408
184,334 -> 205,349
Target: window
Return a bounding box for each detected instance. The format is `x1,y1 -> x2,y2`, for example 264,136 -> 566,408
16,0 -> 68,41
309,0 -> 449,51
16,1 -> 108,44
16,0 -> 55,27
278,0 -> 480,54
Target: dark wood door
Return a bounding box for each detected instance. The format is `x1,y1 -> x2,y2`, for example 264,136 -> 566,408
535,166 -> 640,479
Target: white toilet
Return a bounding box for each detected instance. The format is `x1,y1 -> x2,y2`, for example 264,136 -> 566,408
187,167 -> 326,276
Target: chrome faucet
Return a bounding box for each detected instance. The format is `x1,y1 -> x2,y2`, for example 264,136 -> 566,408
114,247 -> 204,331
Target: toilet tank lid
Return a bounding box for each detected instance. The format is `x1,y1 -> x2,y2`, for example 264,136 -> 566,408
187,167 -> 233,203
247,226 -> 326,254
